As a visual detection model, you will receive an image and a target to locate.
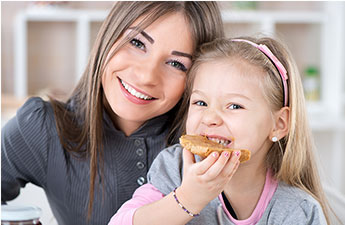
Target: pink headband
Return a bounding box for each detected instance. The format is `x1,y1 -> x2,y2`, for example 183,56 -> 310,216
231,39 -> 289,107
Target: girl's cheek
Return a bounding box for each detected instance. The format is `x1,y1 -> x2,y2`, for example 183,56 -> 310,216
185,116 -> 195,134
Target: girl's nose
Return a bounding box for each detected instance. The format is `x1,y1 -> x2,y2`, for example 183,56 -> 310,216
201,109 -> 223,127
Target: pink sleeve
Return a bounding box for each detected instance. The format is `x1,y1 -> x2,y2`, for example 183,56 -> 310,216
108,183 -> 164,225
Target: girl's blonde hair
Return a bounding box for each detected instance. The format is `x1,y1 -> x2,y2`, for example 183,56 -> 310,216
49,1 -> 224,219
172,37 -> 331,224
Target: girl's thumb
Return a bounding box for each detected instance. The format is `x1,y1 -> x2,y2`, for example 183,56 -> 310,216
182,148 -> 195,169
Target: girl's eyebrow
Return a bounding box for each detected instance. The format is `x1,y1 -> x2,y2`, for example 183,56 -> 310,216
191,90 -> 204,95
192,90 -> 251,101
224,93 -> 251,101
128,27 -> 154,44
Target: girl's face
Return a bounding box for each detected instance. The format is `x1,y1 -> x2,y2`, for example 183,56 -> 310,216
186,59 -> 274,165
102,12 -> 193,135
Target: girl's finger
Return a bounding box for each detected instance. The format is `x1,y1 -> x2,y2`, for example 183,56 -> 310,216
182,148 -> 196,170
221,151 -> 240,178
203,151 -> 231,179
227,159 -> 240,180
195,151 -> 219,175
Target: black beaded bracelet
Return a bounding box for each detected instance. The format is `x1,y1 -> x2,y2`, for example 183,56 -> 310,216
172,187 -> 200,217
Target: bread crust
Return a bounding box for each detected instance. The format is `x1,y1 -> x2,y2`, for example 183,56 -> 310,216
179,135 -> 251,163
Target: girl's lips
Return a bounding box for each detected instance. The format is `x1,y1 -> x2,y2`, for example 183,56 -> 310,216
202,134 -> 233,141
118,78 -> 157,105
201,133 -> 234,147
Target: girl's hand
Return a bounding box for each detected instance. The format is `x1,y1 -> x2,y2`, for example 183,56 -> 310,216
176,148 -> 240,214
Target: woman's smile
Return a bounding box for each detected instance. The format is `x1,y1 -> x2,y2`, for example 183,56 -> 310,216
118,77 -> 156,104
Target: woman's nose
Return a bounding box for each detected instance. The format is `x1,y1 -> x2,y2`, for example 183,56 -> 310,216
135,57 -> 161,86
201,109 -> 223,127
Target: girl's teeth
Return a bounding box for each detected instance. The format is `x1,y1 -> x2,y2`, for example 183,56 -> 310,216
208,137 -> 230,146
121,80 -> 152,100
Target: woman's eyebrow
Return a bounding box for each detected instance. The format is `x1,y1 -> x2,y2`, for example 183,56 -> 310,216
171,51 -> 192,60
128,27 -> 191,59
140,30 -> 154,44
128,27 -> 154,44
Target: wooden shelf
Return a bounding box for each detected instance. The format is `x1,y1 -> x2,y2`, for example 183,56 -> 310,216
14,8 -> 108,98
222,10 -> 326,24
221,5 -> 344,119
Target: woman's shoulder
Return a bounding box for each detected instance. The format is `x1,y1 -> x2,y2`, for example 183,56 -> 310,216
147,144 -> 183,195
17,96 -> 54,120
17,96 -> 56,130
3,96 -> 57,147
1,97 -> 58,189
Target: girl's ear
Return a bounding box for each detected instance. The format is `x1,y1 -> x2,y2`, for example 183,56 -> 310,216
270,106 -> 290,141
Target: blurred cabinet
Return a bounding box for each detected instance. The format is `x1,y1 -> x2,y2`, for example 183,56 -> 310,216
14,8 -> 107,98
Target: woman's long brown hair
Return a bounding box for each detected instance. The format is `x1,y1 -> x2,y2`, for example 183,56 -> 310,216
49,1 -> 224,219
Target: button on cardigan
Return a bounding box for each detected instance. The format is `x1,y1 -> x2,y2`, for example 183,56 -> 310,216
1,97 -> 174,225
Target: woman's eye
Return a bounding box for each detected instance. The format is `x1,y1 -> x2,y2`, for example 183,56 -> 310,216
130,38 -> 145,50
193,101 -> 207,107
228,104 -> 243,110
167,60 -> 187,72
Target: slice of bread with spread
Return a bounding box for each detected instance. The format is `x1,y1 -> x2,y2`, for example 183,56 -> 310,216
179,135 -> 251,163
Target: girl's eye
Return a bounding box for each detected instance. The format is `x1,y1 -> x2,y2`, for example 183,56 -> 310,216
193,100 -> 207,107
130,38 -> 145,50
166,60 -> 187,72
228,104 -> 243,110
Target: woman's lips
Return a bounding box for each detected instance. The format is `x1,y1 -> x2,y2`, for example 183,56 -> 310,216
118,78 -> 156,105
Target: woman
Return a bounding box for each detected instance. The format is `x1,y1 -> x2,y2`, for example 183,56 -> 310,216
1,2 -> 224,224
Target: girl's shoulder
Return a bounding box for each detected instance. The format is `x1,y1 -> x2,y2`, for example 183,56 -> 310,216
274,182 -> 321,205
147,144 -> 184,195
153,143 -> 184,162
265,182 -> 327,224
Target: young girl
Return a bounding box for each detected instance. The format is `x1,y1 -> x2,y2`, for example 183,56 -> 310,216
109,37 -> 330,224
1,2 -> 224,224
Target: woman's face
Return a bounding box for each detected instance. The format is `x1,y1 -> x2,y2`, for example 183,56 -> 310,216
102,12 -> 193,136
186,59 -> 274,166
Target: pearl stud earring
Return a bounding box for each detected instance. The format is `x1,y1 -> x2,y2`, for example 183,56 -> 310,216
272,136 -> 278,142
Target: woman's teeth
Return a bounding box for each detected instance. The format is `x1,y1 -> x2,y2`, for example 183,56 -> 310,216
120,80 -> 153,100
207,137 -> 230,146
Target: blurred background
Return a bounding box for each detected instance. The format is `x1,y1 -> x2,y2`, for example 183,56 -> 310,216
1,1 -> 345,224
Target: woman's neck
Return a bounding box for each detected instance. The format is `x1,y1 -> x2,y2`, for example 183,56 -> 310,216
114,117 -> 144,136
104,101 -> 144,136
